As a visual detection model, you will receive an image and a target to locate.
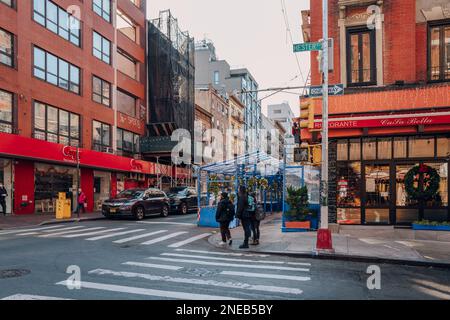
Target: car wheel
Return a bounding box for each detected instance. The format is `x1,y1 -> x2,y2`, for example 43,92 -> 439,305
160,205 -> 169,217
180,202 -> 188,215
134,206 -> 145,220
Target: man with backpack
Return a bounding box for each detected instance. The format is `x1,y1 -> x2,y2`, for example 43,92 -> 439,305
236,186 -> 252,249
250,193 -> 265,245
215,192 -> 235,245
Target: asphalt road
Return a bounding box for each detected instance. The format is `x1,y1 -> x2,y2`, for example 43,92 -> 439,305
0,213 -> 449,300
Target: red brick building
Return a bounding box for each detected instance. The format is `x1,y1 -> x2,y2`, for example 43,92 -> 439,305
0,0 -> 152,214
304,0 -> 450,225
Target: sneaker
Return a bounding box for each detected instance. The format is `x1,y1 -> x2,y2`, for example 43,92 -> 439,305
219,241 -> 227,245
228,239 -> 233,246
239,243 -> 249,249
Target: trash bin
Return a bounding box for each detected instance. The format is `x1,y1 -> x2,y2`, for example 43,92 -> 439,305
56,193 -> 71,219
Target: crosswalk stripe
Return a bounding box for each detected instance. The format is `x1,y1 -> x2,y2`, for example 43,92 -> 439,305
86,229 -> 146,241
113,230 -> 168,244
137,221 -> 195,226
63,228 -> 125,238
220,271 -> 311,282
160,252 -> 312,266
167,233 -> 211,248
1,294 -> 73,300
89,269 -> 304,295
0,225 -> 66,236
140,232 -> 188,245
56,280 -> 240,300
174,248 -> 270,258
39,227 -> 104,238
146,257 -> 308,271
122,261 -> 183,271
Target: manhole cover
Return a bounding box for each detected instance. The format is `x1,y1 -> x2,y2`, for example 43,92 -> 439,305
0,269 -> 31,279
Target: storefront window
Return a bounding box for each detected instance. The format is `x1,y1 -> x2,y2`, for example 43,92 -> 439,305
363,138 -> 376,160
349,139 -> 361,160
337,208 -> 361,225
0,158 -> 12,214
337,140 -> 348,161
377,138 -> 392,159
424,162 -> 448,208
365,165 -> 390,207
393,137 -> 407,158
409,136 -> 435,158
0,89 -> 13,133
94,171 -> 111,211
437,137 -> 450,157
336,162 -> 361,207
396,163 -> 420,207
365,209 -> 389,224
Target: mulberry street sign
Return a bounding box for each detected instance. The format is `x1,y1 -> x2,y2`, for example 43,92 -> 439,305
309,84 -> 344,97
293,42 -> 322,52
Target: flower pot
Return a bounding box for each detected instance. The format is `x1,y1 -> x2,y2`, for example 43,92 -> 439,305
285,221 -> 311,229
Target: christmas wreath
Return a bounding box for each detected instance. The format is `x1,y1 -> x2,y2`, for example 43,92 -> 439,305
404,164 -> 440,201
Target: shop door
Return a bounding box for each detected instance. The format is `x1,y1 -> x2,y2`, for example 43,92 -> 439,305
362,164 -> 391,224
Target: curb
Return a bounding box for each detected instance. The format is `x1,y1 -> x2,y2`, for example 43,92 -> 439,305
207,233 -> 450,269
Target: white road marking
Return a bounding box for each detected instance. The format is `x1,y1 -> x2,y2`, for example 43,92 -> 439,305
137,221 -> 195,226
122,261 -> 183,271
147,257 -> 309,271
63,228 -> 125,238
395,240 -> 423,248
113,230 -> 168,244
167,233 -> 211,248
89,269 -> 304,295
86,229 -> 146,241
220,271 -> 311,282
140,232 -> 188,245
174,248 -> 270,258
1,294 -> 72,300
39,227 -> 105,238
56,280 -> 240,300
160,252 -> 312,266
1,225 -> 68,236
359,238 -> 385,245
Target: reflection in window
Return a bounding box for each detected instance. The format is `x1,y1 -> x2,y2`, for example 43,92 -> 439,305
93,31 -> 111,64
409,137 -> 434,158
337,140 -> 348,161
365,209 -> 389,224
377,138 -> 392,159
424,163 -> 448,208
365,165 -> 390,206
117,9 -> 137,42
337,208 -> 361,225
437,137 -> 450,157
0,28 -> 13,67
0,89 -> 13,133
117,49 -> 137,79
396,164 -> 420,207
92,120 -> 111,152
117,90 -> 137,117
336,162 -> 361,207
349,139 -> 361,160
429,23 -> 450,81
393,137 -> 407,158
363,138 -> 376,160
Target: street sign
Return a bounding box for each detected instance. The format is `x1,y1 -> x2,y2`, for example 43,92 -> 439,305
309,84 -> 344,97
293,42 -> 322,52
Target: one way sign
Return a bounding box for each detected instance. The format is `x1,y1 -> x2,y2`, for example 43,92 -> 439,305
309,84 -> 344,97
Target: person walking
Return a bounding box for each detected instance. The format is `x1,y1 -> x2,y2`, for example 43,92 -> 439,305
215,192 -> 235,245
236,185 -> 251,249
0,183 -> 8,216
248,192 -> 260,245
77,188 -> 87,214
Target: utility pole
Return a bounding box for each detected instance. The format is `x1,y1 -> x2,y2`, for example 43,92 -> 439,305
320,0 -> 329,230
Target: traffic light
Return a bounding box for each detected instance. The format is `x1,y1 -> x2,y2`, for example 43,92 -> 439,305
300,98 -> 315,129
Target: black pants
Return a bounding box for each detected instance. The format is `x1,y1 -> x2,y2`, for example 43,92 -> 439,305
0,200 -> 6,215
219,221 -> 231,242
241,218 -> 252,245
76,203 -> 85,214
251,218 -> 260,241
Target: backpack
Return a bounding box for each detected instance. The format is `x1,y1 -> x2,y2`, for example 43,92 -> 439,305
247,195 -> 256,212
255,204 -> 266,221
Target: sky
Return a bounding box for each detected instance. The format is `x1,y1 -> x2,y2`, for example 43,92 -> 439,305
146,0 -> 311,117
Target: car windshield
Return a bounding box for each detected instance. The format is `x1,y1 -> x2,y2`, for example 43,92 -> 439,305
116,190 -> 143,199
169,187 -> 187,194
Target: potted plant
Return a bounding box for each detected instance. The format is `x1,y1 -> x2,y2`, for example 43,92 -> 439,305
285,186 -> 312,230
412,220 -> 450,231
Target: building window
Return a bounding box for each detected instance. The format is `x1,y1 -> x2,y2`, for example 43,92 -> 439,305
346,27 -> 376,86
33,47 -> 80,94
429,21 -> 450,82
93,0 -> 111,23
33,0 -> 81,47
213,71 -> 219,85
117,49 -> 137,79
117,89 -> 137,117
117,128 -> 140,156
33,101 -> 80,146
117,9 -> 137,42
0,89 -> 13,133
0,28 -> 14,67
92,76 -> 111,107
93,31 -> 111,64
92,120 -> 111,152
0,0 -> 13,7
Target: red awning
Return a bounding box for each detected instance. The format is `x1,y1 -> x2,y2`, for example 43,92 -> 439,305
0,133 -> 155,174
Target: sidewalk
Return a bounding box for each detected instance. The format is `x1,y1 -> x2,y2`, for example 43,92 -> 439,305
209,213 -> 450,268
0,212 -> 105,230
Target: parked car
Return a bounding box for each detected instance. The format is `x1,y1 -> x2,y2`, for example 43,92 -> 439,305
167,186 -> 198,214
102,188 -> 170,220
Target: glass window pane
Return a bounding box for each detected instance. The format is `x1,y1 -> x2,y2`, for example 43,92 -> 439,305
47,106 -> 58,133
365,209 -> 389,224
33,0 -> 46,25
117,50 -> 136,79
58,59 -> 69,90
0,29 -> 13,66
34,102 -> 46,131
365,165 -> 390,206
350,34 -> 359,83
337,208 -> 361,225
445,26 -> 450,79
59,110 -> 69,137
362,32 -> 372,82
117,90 -> 136,117
363,138 -> 376,160
46,1 -> 58,33
430,27 -> 441,81
46,53 -> 58,85
116,128 -> 123,149
437,137 -> 450,157
377,138 -> 392,159
396,163 -> 420,207
349,139 -> 361,160
0,90 -> 13,123
33,47 -> 46,79
58,9 -> 69,39
337,140 -> 348,161
424,162 -> 448,208
409,136 -> 435,158
393,137 -> 407,158
93,121 -> 102,144
102,124 -> 110,146
337,162 -> 361,208
396,209 -> 419,224
70,113 -> 79,138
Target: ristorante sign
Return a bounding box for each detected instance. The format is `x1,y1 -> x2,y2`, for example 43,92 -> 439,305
313,112 -> 450,130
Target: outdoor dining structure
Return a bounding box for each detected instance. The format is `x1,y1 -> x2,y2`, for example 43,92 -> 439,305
195,151 -> 320,231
